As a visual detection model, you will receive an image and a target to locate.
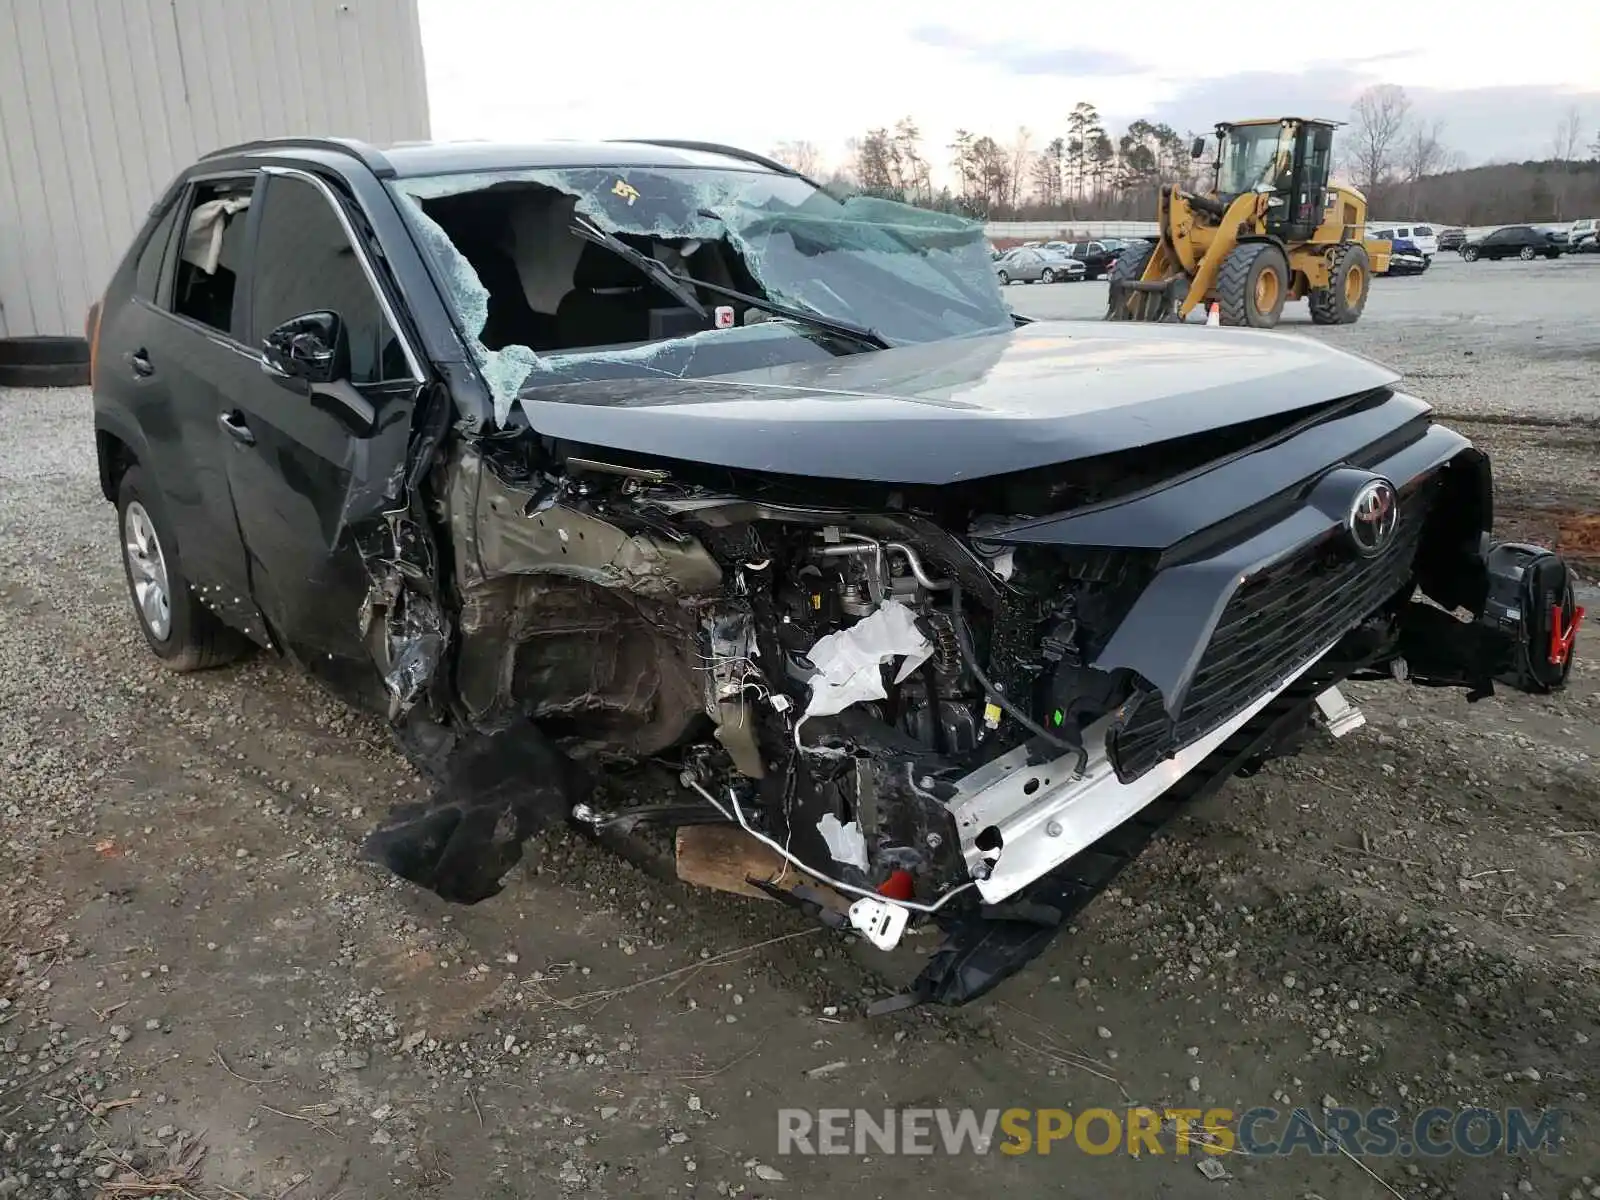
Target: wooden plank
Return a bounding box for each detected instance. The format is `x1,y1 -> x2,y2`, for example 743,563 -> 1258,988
675,825 -> 850,914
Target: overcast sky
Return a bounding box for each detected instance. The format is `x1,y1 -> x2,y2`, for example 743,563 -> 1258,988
419,0 -> 1600,175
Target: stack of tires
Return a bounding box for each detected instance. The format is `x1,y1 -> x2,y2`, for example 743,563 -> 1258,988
0,336 -> 90,388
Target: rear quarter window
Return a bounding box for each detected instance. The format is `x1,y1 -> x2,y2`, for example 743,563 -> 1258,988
133,201 -> 181,301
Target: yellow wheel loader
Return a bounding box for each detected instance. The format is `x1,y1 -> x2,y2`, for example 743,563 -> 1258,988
1106,118 -> 1390,328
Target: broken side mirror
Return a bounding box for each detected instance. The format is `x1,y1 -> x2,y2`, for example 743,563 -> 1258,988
1190,136 -> 1206,160
261,311 -> 347,391
261,311 -> 377,436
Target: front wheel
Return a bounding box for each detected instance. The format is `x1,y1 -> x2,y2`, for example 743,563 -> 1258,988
1462,246 -> 1479,262
1216,242 -> 1289,328
1041,267 -> 1056,284
997,271 -> 1010,285
1309,242 -> 1371,325
1104,240 -> 1157,319
1519,245 -> 1536,261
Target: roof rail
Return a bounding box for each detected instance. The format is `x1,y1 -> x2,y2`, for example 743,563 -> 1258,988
199,136 -> 395,177
615,139 -> 820,187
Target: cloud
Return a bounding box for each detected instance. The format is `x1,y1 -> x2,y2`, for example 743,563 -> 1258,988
1123,68 -> 1600,163
909,25 -> 1145,77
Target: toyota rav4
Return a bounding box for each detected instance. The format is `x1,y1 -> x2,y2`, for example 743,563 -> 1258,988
89,137 -> 1583,1010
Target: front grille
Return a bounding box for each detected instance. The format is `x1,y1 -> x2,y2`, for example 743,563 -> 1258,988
1109,477 -> 1438,781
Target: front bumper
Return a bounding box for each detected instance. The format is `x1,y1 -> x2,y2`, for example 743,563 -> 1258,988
948,415 -> 1566,906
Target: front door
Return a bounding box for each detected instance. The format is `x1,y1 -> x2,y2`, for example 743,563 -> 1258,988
220,167 -> 423,706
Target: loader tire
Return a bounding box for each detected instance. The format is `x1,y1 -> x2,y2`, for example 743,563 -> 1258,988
1216,242 -> 1288,328
1104,239 -> 1155,319
1309,243 -> 1371,325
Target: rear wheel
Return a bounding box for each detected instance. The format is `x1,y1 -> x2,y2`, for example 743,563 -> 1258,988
1309,243 -> 1371,325
117,466 -> 249,671
1216,242 -> 1289,328
997,270 -> 1010,285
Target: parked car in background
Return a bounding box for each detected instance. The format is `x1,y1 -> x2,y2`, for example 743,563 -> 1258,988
1567,218 -> 1598,254
1437,227 -> 1468,251
1056,240 -> 1123,280
994,247 -> 1085,285
1380,237 -> 1429,276
1459,226 -> 1564,261
1369,223 -> 1439,259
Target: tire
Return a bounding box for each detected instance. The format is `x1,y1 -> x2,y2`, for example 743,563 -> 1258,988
997,271 -> 1009,285
1519,245 -> 1535,261
1461,246 -> 1478,262
1041,268 -> 1056,284
116,465 -> 249,672
1216,242 -> 1289,328
0,336 -> 90,387
1309,243 -> 1372,325
1105,240 -> 1156,318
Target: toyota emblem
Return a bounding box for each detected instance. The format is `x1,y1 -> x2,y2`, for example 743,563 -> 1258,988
1346,478 -> 1399,557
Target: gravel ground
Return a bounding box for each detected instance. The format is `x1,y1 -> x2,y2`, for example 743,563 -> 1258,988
1,266 -> 1596,1199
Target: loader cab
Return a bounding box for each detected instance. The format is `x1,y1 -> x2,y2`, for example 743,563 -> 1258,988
1213,118 -> 1338,241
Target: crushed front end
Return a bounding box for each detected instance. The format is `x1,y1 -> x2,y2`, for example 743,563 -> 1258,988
366,376 -> 1581,1010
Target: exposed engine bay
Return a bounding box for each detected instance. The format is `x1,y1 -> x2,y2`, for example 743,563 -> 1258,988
436,437 -> 1136,918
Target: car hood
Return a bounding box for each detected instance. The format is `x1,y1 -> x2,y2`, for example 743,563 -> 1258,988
515,320 -> 1401,485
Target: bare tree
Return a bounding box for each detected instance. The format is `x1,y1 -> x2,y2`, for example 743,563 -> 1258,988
1400,119 -> 1450,183
1007,127 -> 1033,212
1551,106 -> 1583,162
891,118 -> 932,205
770,140 -> 824,177
1349,84 -> 1411,197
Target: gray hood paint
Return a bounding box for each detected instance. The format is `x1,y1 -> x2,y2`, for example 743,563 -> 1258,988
516,321 -> 1402,485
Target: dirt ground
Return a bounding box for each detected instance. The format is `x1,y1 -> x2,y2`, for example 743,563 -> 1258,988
1,260 -> 1596,1199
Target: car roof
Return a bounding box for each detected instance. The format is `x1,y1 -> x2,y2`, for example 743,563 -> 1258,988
196,136 -> 792,180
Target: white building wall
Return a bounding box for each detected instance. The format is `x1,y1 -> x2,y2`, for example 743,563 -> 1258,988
0,0 -> 431,338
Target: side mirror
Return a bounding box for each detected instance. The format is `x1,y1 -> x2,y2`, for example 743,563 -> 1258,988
260,311 -> 377,436
261,311 -> 347,391
1190,137 -> 1206,160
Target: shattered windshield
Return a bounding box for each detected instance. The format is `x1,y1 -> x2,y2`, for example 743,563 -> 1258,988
390,166 -> 1011,425
1217,124 -> 1294,196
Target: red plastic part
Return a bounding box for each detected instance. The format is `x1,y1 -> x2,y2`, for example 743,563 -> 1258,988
877,870 -> 915,901
1548,605 -> 1584,667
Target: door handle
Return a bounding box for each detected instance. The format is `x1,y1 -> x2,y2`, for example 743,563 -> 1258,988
217,411 -> 255,447
129,349 -> 154,377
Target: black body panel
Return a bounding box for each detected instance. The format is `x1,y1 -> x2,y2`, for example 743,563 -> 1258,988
516,322 -> 1399,485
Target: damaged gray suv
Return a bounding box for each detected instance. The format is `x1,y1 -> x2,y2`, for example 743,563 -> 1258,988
89,137 -> 1584,1010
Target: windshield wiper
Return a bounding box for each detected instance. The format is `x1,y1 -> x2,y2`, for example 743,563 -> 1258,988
572,216 -> 889,351
655,267 -> 892,351
569,218 -> 710,320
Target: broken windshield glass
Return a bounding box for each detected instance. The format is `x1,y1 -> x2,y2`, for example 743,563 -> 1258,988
390,167 -> 1010,426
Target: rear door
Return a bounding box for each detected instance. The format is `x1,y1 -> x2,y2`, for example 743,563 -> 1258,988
220,167 -> 423,698
100,174 -> 266,636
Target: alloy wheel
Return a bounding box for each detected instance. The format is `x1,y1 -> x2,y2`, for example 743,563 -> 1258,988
124,501 -> 172,641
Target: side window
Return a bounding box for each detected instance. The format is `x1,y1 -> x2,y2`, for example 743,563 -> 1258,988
250,174 -> 406,384
170,177 -> 255,336
133,200 -> 181,301
1396,227 -> 1410,239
